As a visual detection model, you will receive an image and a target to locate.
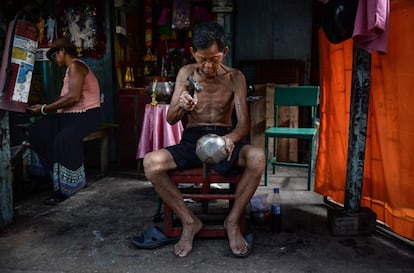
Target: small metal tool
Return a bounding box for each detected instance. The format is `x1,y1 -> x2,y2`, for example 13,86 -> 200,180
188,75 -> 202,96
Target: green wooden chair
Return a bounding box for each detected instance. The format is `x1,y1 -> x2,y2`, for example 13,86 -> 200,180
264,86 -> 320,189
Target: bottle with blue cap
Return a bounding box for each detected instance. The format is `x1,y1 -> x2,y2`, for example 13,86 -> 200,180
270,187 -> 282,233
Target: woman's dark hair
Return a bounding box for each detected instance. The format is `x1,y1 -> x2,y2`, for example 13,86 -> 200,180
192,21 -> 226,52
65,46 -> 78,57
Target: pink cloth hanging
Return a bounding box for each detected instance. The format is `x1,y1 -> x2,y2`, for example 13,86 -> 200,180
352,0 -> 390,54
136,104 -> 183,159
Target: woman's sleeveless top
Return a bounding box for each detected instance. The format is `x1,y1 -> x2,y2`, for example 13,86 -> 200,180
58,59 -> 100,113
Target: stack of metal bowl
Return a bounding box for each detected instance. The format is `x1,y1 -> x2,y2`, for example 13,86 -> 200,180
146,81 -> 175,103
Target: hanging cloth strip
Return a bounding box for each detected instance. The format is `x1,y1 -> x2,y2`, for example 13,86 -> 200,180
352,0 -> 390,54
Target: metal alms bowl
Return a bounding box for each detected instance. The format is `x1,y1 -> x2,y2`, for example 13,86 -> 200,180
195,134 -> 227,164
147,81 -> 175,103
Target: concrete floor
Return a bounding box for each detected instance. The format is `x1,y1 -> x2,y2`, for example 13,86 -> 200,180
1,166 -> 414,273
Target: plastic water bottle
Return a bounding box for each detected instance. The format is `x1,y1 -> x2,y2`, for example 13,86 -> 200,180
270,187 -> 282,233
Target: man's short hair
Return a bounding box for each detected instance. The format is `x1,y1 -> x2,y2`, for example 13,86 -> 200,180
192,21 -> 226,52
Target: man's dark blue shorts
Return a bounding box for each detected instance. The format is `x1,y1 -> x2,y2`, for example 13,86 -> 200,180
165,126 -> 246,176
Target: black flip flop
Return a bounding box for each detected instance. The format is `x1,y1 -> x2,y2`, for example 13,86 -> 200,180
131,226 -> 179,249
44,191 -> 68,205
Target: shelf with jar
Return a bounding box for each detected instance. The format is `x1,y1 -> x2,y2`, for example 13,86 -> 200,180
139,0 -> 217,83
114,0 -> 233,90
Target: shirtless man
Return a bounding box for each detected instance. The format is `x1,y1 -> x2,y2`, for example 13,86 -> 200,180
143,22 -> 265,258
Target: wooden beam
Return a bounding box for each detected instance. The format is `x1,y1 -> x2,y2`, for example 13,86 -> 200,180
344,47 -> 372,213
0,110 -> 13,228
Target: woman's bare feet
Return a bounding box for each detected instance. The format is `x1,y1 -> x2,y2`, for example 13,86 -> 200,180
174,217 -> 203,257
224,219 -> 249,256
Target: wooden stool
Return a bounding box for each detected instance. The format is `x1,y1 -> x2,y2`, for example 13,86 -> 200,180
163,166 -> 245,238
82,123 -> 117,176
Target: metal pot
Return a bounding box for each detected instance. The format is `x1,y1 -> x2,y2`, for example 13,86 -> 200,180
146,81 -> 174,103
195,134 -> 227,164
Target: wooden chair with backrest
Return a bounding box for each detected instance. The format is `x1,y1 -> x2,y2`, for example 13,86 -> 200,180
264,86 -> 320,190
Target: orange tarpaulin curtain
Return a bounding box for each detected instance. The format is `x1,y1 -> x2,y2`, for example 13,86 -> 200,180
315,0 -> 414,241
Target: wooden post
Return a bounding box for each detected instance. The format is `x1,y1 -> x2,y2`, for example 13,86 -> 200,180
0,110 -> 13,228
344,47 -> 371,213
328,47 -> 377,236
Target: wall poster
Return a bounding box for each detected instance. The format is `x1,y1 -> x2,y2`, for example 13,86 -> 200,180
0,18 -> 38,112
56,0 -> 106,58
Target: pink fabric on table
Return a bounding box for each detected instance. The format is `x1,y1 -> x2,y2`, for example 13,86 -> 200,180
136,104 -> 183,159
352,0 -> 390,54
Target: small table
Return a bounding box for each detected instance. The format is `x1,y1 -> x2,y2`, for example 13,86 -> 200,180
136,103 -> 183,159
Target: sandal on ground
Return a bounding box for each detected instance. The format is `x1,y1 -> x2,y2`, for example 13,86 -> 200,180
44,191 -> 68,205
131,226 -> 179,249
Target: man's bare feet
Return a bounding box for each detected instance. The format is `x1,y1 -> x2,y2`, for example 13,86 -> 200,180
174,218 -> 203,257
224,219 -> 249,256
